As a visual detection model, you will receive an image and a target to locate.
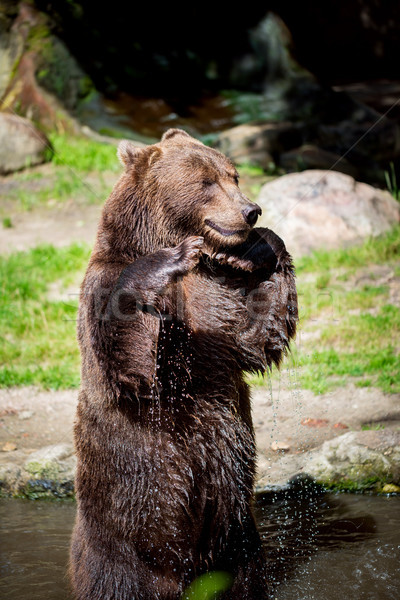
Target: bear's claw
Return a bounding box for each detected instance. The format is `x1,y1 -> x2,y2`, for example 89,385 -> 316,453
174,236 -> 204,274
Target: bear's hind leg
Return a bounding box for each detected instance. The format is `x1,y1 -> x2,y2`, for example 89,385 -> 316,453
220,512 -> 269,600
70,543 -> 185,600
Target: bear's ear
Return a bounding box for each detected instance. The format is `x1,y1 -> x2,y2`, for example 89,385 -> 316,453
117,140 -> 143,167
161,128 -> 191,142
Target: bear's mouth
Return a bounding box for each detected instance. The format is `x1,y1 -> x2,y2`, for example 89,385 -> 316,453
204,219 -> 246,237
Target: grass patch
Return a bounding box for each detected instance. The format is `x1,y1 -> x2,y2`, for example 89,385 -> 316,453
49,133 -> 120,173
2,217 -> 13,229
0,243 -> 90,389
296,225 -> 400,273
0,224 -> 399,392
292,227 -> 400,394
3,134 -> 121,211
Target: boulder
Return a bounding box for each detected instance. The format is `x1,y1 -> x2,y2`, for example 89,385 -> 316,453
0,1 -> 23,99
256,170 -> 400,257
22,443 -> 76,498
0,112 -> 51,174
305,430 -> 400,492
0,3 -> 88,133
213,121 -> 302,169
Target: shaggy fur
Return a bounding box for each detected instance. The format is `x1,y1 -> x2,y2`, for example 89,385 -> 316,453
69,129 -> 298,600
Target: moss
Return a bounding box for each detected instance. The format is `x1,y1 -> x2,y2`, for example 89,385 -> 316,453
27,22 -> 51,50
17,479 -> 75,500
318,472 -> 399,494
320,476 -> 382,493
25,459 -> 60,480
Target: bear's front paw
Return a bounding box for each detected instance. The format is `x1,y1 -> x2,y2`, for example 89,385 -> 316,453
172,236 -> 204,276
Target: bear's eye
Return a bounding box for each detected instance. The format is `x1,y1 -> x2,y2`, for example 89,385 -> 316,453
233,174 -> 239,185
202,178 -> 214,187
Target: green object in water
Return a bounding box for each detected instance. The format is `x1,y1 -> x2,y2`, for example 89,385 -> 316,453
181,571 -> 233,600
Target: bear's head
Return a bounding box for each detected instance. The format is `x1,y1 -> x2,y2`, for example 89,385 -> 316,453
101,128 -> 262,259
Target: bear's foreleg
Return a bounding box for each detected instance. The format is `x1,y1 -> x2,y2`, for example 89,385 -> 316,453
107,235 -> 204,315
83,236 -> 203,395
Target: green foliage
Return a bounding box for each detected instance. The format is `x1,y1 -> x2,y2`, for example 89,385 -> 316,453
237,163 -> 265,177
0,243 -> 90,389
361,423 -> 385,431
384,162 -> 400,201
221,90 -> 276,124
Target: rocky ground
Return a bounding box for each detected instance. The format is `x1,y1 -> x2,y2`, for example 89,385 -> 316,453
0,379 -> 399,498
0,164 -> 399,498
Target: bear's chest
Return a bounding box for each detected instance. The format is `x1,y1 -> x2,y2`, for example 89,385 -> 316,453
181,269 -> 249,335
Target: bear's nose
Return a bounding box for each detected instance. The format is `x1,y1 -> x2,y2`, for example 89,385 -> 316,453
242,204 -> 262,226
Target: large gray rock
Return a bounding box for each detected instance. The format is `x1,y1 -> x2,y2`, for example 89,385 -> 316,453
0,112 -> 51,174
213,121 -> 302,169
305,430 -> 400,492
256,170 -> 400,257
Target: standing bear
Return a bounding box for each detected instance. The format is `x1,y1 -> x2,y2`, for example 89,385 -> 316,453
70,129 -> 298,600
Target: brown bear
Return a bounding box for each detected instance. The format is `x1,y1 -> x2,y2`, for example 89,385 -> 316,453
69,128 -> 297,600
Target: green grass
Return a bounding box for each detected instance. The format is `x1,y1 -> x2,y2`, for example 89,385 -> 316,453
0,225 -> 399,392
249,225 -> 400,394
2,217 -> 12,229
3,134 -> 121,211
49,133 -> 120,172
0,243 -> 90,388
291,225 -> 400,394
296,224 -> 400,273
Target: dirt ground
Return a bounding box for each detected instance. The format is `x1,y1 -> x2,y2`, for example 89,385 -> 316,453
1,379 -> 399,490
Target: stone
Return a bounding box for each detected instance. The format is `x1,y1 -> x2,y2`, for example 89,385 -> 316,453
0,112 -> 51,174
0,3 -> 84,133
270,441 -> 290,452
0,1 -> 23,99
256,170 -> 400,257
0,461 -> 21,494
22,443 -> 76,498
213,121 -> 302,169
24,443 -> 74,475
382,483 -> 400,494
1,441 -> 17,452
305,430 -> 400,492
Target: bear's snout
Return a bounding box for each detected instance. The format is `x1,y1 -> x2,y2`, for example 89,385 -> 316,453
242,203 -> 262,226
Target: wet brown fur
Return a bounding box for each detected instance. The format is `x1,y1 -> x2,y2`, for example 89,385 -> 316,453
69,129 -> 298,599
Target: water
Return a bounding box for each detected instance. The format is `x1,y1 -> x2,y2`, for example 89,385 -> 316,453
93,92 -> 237,140
255,483 -> 400,599
0,491 -> 399,599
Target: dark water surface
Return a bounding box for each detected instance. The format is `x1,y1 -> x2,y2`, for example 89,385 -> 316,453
0,491 -> 399,599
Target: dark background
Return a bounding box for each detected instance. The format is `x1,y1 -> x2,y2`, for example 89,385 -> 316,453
34,0 -> 400,99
